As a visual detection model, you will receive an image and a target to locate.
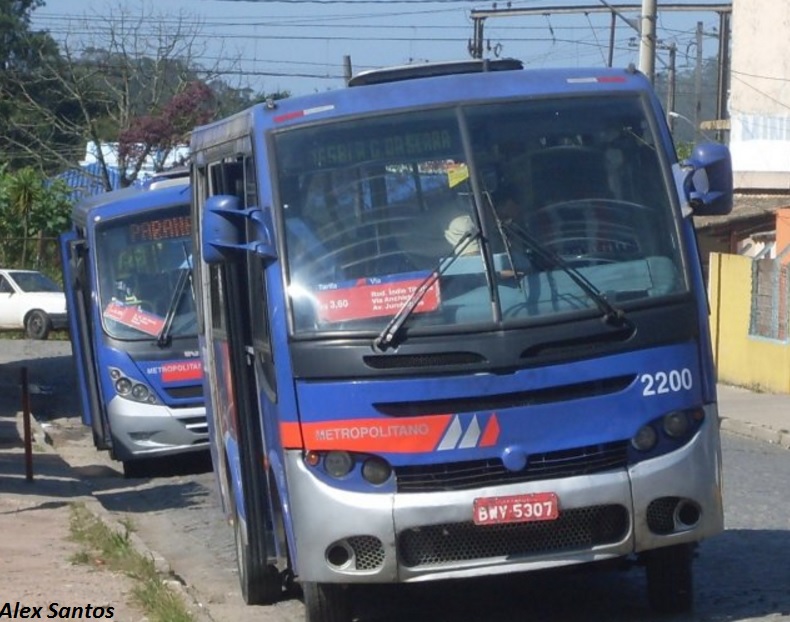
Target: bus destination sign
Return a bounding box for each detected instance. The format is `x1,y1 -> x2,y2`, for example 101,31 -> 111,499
130,215 -> 191,243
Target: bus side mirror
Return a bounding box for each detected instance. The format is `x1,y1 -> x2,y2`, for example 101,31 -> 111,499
201,195 -> 277,265
681,142 -> 733,216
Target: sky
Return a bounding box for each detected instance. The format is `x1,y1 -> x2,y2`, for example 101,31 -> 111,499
31,0 -> 729,97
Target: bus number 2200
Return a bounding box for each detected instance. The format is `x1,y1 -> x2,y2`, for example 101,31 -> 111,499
640,368 -> 693,396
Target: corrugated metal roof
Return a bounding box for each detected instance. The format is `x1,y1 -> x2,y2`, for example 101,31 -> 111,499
54,163 -> 124,201
694,193 -> 790,231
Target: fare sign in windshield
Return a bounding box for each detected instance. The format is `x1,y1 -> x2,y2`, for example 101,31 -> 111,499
313,273 -> 440,323
103,302 -> 164,336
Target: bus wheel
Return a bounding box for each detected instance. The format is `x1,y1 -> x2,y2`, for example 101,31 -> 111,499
122,459 -> 150,479
645,543 -> 693,613
302,582 -> 351,622
233,513 -> 282,605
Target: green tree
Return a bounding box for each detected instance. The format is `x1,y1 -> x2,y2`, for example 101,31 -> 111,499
0,0 -> 80,173
0,167 -> 72,270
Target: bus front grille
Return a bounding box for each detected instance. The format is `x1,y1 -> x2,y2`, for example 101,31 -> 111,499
399,504 -> 628,568
164,385 -> 204,400
394,441 -> 628,493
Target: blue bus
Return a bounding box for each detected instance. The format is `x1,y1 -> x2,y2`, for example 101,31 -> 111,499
189,60 -> 732,620
60,178 -> 208,477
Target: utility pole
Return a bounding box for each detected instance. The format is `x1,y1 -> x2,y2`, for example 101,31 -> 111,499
694,21 -> 703,142
715,10 -> 731,142
638,0 -> 657,83
666,42 -> 677,131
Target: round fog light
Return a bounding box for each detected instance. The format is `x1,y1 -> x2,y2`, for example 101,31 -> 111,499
324,451 -> 353,478
663,411 -> 689,438
362,457 -> 392,485
632,424 -> 658,451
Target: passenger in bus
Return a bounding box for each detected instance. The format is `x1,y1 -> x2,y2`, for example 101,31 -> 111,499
443,214 -> 480,256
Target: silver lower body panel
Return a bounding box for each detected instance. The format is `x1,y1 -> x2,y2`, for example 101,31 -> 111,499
107,396 -> 209,462
285,406 -> 723,584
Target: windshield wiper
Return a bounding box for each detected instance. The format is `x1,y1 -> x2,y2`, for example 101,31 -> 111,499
501,220 -> 629,327
484,191 -> 523,291
373,228 -> 481,352
157,246 -> 193,347
156,267 -> 191,347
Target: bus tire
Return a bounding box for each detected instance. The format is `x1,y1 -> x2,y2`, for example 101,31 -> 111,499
122,459 -> 150,479
302,582 -> 351,622
233,511 -> 282,605
645,543 -> 693,613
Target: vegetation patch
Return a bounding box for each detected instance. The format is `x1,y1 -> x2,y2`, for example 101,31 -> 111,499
68,502 -> 194,622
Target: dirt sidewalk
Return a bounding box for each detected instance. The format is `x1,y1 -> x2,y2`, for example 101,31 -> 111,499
0,400 -> 150,621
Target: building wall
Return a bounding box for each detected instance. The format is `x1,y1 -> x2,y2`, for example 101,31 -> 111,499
778,208 -> 790,263
708,252 -> 790,392
729,0 -> 790,189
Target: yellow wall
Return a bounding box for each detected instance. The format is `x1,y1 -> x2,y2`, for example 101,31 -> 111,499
708,252 -> 790,392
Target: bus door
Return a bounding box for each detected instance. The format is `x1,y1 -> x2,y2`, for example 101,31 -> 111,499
201,155 -> 283,603
60,231 -> 111,450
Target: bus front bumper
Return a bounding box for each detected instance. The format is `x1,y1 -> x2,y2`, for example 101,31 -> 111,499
285,409 -> 723,584
106,396 -> 209,462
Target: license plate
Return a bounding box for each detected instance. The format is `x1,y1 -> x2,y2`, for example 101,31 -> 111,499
473,492 -> 559,526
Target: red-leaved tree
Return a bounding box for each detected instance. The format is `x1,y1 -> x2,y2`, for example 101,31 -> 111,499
117,81 -> 216,186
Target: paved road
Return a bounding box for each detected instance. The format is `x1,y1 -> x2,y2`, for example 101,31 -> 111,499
6,340 -> 790,621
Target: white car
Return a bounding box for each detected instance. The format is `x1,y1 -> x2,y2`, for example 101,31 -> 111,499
0,269 -> 68,340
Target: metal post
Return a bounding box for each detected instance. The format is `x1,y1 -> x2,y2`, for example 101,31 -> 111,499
21,367 -> 33,482
608,11 -> 616,67
667,43 -> 677,131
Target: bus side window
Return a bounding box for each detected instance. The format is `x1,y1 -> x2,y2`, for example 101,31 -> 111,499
244,155 -> 276,400
209,160 -> 245,199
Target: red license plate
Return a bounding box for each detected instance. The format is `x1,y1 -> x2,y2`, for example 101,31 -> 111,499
473,492 -> 559,526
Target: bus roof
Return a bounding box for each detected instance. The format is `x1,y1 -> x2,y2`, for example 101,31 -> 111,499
71,181 -> 190,228
190,63 -> 649,155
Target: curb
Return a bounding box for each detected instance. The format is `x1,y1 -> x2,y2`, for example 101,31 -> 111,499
720,417 -> 790,450
24,412 -> 215,622
26,411 -> 172,578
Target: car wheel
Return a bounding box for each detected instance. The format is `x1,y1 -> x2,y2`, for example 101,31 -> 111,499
25,310 -> 51,340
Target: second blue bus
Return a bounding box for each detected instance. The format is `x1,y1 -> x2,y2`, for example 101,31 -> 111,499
60,178 -> 208,477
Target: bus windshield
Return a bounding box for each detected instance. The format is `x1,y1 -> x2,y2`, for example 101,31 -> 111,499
95,205 -> 197,341
275,94 -> 686,337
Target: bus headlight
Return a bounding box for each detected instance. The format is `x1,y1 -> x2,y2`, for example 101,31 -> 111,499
662,411 -> 690,438
362,456 -> 392,485
108,367 -> 159,405
115,377 -> 132,396
324,451 -> 354,478
131,384 -> 150,402
631,424 -> 658,451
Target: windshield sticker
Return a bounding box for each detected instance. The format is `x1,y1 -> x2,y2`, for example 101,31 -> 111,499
103,301 -> 165,336
447,163 -> 469,188
313,272 -> 440,323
